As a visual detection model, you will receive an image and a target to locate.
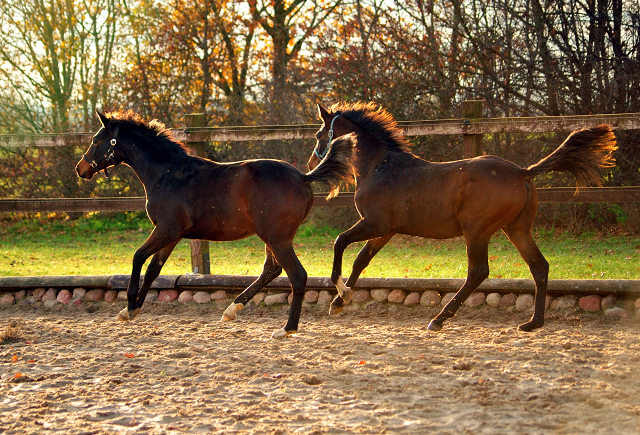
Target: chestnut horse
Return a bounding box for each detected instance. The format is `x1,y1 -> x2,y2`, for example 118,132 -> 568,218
308,102 -> 617,332
76,110 -> 353,338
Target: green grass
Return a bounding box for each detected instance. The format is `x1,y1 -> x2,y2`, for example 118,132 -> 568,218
1,213 -> 639,279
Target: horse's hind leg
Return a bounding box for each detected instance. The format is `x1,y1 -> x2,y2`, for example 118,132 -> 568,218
428,237 -> 490,331
268,243 -> 307,339
221,246 -> 282,322
503,227 -> 549,331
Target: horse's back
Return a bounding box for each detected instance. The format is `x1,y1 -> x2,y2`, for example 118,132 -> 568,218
355,153 -> 533,239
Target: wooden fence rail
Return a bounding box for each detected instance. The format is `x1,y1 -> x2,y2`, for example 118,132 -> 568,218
2,187 -> 640,214
1,112 -> 639,148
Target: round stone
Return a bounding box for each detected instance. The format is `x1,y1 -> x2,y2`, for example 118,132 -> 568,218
211,290 -> 227,301
420,290 -> 441,307
404,292 -> 421,307
579,295 -> 602,312
371,289 -> 391,302
264,293 -> 288,306
304,290 -> 319,303
351,290 -> 372,304
499,293 -> 517,308
515,294 -> 534,312
192,291 -> 211,304
550,295 -> 578,310
317,290 -> 333,306
42,288 -> 58,302
159,289 -> 179,303
440,292 -> 456,306
486,292 -> 501,308
464,292 -> 485,308
104,290 -> 118,303
57,289 -> 72,304
84,289 -> 105,302
178,291 -> 194,303
388,289 -> 407,304
253,292 -> 266,305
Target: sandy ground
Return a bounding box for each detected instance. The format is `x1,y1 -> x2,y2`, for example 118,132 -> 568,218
1,300 -> 640,434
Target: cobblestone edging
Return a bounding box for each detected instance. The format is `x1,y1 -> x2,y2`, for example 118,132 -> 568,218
1,287 -> 638,319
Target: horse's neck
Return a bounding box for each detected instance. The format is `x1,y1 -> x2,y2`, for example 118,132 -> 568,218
121,139 -> 185,188
352,135 -> 389,183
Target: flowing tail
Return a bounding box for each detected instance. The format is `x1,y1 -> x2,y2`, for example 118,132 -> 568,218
303,133 -> 355,198
526,124 -> 617,189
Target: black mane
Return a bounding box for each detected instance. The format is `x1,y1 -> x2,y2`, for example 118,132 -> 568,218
106,110 -> 190,156
328,102 -> 411,153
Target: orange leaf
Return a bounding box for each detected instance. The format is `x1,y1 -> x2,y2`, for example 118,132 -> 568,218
489,255 -> 498,261
356,360 -> 366,366
14,373 -> 22,378
11,354 -> 17,363
124,353 -> 135,358
424,264 -> 432,270
27,360 -> 36,364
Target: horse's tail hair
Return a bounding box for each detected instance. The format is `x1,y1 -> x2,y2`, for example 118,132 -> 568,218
526,124 -> 617,190
304,133 -> 355,199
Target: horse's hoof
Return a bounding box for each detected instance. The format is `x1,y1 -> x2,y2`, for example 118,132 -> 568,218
115,308 -> 140,322
221,303 -> 244,322
427,321 -> 442,332
329,304 -> 344,315
518,321 -> 543,332
335,277 -> 353,305
272,328 -> 296,339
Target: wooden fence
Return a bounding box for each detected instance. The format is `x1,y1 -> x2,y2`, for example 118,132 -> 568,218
1,105 -> 640,274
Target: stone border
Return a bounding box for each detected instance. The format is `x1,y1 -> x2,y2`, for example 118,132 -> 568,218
1,287 -> 637,320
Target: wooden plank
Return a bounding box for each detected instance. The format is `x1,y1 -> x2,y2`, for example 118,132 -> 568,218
2,113 -> 639,147
0,197 -> 146,213
1,187 -> 640,214
536,187 -> 640,203
2,274 -> 639,296
0,275 -> 112,290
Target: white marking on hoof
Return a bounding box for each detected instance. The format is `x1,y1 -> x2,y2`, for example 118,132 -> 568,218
115,307 -> 130,321
271,328 -> 296,339
116,308 -> 139,322
221,302 -> 244,322
336,277 -> 353,305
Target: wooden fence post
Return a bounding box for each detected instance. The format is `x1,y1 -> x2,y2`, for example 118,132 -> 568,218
185,113 -> 210,274
462,100 -> 483,159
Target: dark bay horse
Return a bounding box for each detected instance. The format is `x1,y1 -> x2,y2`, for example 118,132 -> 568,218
308,102 -> 617,332
76,110 -> 353,338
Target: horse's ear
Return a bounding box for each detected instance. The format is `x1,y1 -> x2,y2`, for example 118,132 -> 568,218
317,103 -> 330,121
96,110 -> 109,128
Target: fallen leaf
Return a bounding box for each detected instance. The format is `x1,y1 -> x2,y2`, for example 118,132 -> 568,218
14,373 -> 22,378
11,354 -> 17,363
27,360 -> 36,364
356,360 -> 366,366
424,264 -> 432,270
489,255 -> 498,261
124,353 -> 135,358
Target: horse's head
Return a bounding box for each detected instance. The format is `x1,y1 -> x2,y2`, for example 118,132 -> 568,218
308,103 -> 350,170
76,110 -> 122,180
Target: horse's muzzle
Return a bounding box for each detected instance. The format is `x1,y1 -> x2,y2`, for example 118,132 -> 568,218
75,159 -> 95,180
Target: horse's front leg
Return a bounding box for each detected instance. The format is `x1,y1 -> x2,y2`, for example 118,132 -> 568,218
116,229 -> 180,322
329,219 -> 384,314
